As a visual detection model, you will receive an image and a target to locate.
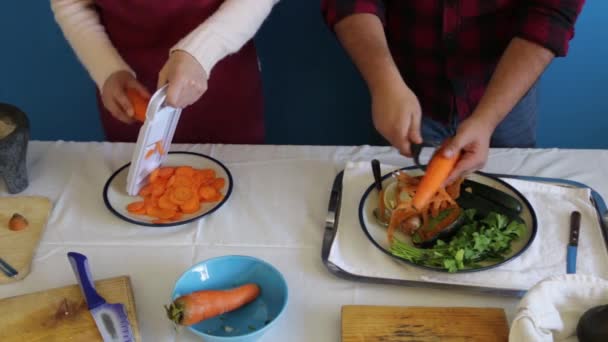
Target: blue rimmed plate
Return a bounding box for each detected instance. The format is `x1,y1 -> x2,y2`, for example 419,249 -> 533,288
358,167 -> 538,273
103,151 -> 233,227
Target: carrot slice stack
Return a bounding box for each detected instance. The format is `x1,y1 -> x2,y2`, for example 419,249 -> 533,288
125,165 -> 227,224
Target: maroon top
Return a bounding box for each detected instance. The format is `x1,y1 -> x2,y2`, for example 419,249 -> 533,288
322,0 -> 585,124
94,0 -> 264,144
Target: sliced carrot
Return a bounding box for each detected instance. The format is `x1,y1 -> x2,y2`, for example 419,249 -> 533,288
180,195 -> 201,214
175,166 -> 195,177
144,196 -> 159,210
156,141 -> 165,155
199,169 -> 216,180
170,186 -> 195,205
210,178 -> 225,191
139,184 -> 154,197
147,206 -> 176,219
169,175 -> 193,188
127,201 -> 146,213
129,165 -> 226,224
151,181 -> 167,197
158,167 -> 175,178
158,195 -> 178,211
145,148 -> 155,160
149,168 -> 160,183
199,186 -> 218,201
191,172 -> 205,189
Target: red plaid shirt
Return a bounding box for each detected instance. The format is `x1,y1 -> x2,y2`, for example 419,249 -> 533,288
322,0 -> 585,124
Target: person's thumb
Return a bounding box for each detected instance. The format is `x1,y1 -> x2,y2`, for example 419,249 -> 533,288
441,135 -> 465,159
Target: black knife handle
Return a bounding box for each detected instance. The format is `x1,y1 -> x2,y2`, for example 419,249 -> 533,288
570,211 -> 581,246
371,159 -> 382,192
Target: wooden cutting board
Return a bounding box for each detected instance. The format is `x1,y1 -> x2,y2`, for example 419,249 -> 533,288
342,305 -> 509,342
0,276 -> 141,342
0,196 -> 52,283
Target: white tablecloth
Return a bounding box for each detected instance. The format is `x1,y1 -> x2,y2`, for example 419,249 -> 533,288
1,142 -> 607,341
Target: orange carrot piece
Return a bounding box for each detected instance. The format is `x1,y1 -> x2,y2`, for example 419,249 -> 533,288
8,213 -> 29,231
412,144 -> 460,210
165,283 -> 261,326
149,168 -> 160,183
180,195 -> 201,214
210,178 -> 225,191
127,201 -> 146,213
156,141 -> 165,155
145,148 -> 155,160
139,184 -> 154,197
171,212 -> 184,221
191,172 -> 205,189
151,181 -> 167,197
199,186 -> 218,201
167,175 -> 193,188
199,169 -> 216,180
158,167 -> 175,178
175,166 -> 195,177
158,195 -> 178,211
126,88 -> 148,122
147,206 -> 176,219
170,186 -> 194,205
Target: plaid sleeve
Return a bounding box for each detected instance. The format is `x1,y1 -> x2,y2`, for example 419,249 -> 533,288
321,0 -> 386,29
518,0 -> 585,57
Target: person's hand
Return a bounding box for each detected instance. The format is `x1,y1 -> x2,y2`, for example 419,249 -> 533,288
158,50 -> 208,108
371,81 -> 423,156
442,116 -> 494,184
101,70 -> 150,124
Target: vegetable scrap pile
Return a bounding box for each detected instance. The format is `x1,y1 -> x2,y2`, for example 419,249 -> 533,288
391,209 -> 526,272
384,171 -> 465,245
126,166 -> 226,224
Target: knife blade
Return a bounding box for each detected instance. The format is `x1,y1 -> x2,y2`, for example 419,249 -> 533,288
567,211 -> 581,274
67,252 -> 134,342
0,257 -> 18,277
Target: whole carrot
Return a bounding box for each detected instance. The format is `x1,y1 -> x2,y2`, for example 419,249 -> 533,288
412,145 -> 461,210
165,283 -> 260,326
126,88 -> 148,122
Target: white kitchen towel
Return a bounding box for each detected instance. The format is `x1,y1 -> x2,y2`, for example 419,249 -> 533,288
327,161 -> 608,291
509,274 -> 608,342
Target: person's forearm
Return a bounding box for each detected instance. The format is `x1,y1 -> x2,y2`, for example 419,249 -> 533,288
172,0 -> 279,77
50,0 -> 133,90
334,13 -> 404,96
471,37 -> 554,128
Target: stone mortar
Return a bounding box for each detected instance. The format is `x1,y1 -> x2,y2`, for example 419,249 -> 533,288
0,103 -> 30,194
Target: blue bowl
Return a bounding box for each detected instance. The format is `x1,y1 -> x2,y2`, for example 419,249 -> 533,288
171,255 -> 288,342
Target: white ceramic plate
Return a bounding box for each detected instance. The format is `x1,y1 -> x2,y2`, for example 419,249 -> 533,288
103,151 -> 233,227
359,167 -> 538,273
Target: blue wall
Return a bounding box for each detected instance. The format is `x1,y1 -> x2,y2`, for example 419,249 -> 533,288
1,1 -> 606,147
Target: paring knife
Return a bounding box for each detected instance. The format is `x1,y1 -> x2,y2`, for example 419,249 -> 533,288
567,211 -> 581,274
0,257 -> 18,278
68,252 -> 134,342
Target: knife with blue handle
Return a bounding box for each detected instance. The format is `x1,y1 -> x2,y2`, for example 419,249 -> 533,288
68,252 -> 134,342
0,257 -> 18,278
567,211 -> 581,274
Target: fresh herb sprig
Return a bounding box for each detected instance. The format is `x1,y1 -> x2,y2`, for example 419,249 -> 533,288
390,209 -> 526,272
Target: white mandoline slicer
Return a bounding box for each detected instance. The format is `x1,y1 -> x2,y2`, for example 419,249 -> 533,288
126,85 -> 181,196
